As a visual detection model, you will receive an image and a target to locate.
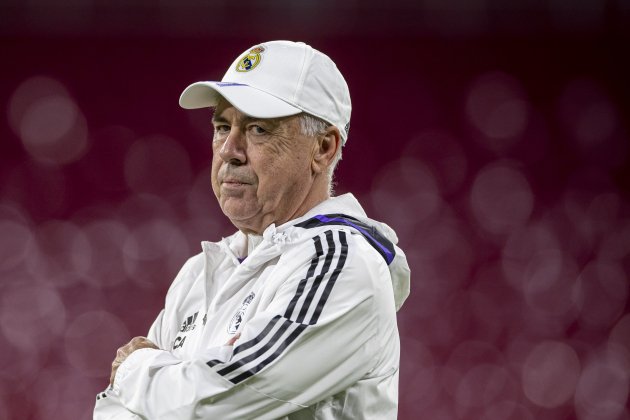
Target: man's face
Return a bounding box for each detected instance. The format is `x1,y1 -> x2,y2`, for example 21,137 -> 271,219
211,100 -> 318,234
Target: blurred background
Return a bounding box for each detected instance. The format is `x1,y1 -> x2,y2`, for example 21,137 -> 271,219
1,1 -> 630,419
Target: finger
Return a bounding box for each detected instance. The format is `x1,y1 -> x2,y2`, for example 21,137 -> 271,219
110,365 -> 118,385
226,333 -> 241,346
110,337 -> 160,386
129,336 -> 159,350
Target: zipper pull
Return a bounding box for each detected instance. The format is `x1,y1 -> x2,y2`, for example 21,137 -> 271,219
272,231 -> 288,244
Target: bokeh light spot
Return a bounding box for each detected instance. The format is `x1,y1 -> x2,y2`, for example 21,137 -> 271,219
371,157 -> 442,235
400,337 -> 440,410
556,78 -> 627,168
609,314 -> 630,354
122,218 -> 190,289
9,76 -> 89,164
0,286 -> 66,352
470,162 -> 534,235
124,136 -> 193,194
8,76 -> 69,131
82,219 -> 131,288
575,352 -> 629,420
466,72 -> 529,152
0,332 -> 44,395
573,260 -> 628,329
27,220 -> 92,288
0,220 -> 35,273
20,95 -> 76,145
404,130 -> 468,195
502,222 -> 562,292
442,340 -> 504,398
522,251 -> 579,326
598,220 -> 630,261
557,79 -> 619,148
455,363 -> 510,408
30,366 -> 101,420
522,340 -> 581,408
64,310 -> 130,377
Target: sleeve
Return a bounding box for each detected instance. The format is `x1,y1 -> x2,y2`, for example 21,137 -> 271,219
112,229 -> 390,419
94,301 -> 170,420
93,389 -> 142,420
93,256 -> 198,420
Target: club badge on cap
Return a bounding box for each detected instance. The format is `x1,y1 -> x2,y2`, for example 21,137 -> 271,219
235,46 -> 265,72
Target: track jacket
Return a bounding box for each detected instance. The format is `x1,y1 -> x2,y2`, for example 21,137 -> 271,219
94,193 -> 410,419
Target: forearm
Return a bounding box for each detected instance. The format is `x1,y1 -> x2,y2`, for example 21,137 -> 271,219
113,306 -> 376,419
113,347 -> 300,419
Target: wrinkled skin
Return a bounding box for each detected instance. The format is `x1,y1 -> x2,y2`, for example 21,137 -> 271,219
210,99 -> 340,234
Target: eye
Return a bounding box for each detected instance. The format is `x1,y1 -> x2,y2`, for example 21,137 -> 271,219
214,124 -> 230,134
248,124 -> 267,135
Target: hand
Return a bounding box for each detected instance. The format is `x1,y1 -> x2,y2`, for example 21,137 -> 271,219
226,333 -> 240,346
110,336 -> 159,386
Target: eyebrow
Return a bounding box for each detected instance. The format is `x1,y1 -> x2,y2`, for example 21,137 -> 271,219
211,115 -> 229,124
211,113 -> 284,127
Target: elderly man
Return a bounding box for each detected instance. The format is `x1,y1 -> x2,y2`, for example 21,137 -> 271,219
94,40 -> 410,419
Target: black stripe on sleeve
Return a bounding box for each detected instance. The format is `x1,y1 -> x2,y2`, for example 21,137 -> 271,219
308,230 -> 348,325
217,318 -> 292,377
207,315 -> 282,368
284,236 -> 323,320
229,323 -> 308,384
295,231 -> 335,324
232,315 -> 282,357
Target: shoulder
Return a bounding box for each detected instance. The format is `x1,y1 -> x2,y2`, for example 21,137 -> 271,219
291,214 -> 394,271
285,223 -> 392,291
288,216 -> 398,309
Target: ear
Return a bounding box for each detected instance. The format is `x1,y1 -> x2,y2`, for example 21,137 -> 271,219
311,126 -> 341,175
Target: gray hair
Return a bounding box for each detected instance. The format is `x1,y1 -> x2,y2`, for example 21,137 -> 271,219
298,113 -> 343,194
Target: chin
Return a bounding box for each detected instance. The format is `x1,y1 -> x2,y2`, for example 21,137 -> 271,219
221,206 -> 258,224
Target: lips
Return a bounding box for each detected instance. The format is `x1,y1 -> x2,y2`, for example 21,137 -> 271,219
222,178 -> 251,186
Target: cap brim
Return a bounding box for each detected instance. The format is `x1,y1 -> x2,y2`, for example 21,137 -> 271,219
179,82 -> 302,118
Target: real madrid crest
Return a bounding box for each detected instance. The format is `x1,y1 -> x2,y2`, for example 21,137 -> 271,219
235,46 -> 265,72
228,292 -> 256,334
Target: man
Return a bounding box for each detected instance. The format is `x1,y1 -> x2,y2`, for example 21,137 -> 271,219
94,40 -> 410,419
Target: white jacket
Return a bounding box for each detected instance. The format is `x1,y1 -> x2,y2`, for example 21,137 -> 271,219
94,194 -> 410,419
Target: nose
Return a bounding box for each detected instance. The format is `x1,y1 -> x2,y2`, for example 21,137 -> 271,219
218,129 -> 247,165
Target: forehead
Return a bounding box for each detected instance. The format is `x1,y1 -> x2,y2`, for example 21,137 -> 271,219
212,98 -> 297,127
213,97 -> 240,118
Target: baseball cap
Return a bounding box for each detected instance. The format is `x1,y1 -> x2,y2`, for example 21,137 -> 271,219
179,40 -> 352,143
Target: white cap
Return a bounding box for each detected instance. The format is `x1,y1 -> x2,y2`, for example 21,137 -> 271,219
179,40 -> 352,143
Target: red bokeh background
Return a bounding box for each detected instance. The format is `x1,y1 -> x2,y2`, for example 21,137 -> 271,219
1,2 -> 629,419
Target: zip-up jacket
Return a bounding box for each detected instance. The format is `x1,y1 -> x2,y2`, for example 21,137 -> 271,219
93,193 -> 410,419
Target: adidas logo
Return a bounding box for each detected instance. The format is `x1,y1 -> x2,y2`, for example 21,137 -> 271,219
180,311 -> 198,333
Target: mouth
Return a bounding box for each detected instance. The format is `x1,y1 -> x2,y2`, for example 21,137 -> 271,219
220,176 -> 255,192
222,178 -> 251,186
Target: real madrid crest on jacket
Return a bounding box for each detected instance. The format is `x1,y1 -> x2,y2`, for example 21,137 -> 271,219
228,292 -> 255,334
94,194 -> 410,419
